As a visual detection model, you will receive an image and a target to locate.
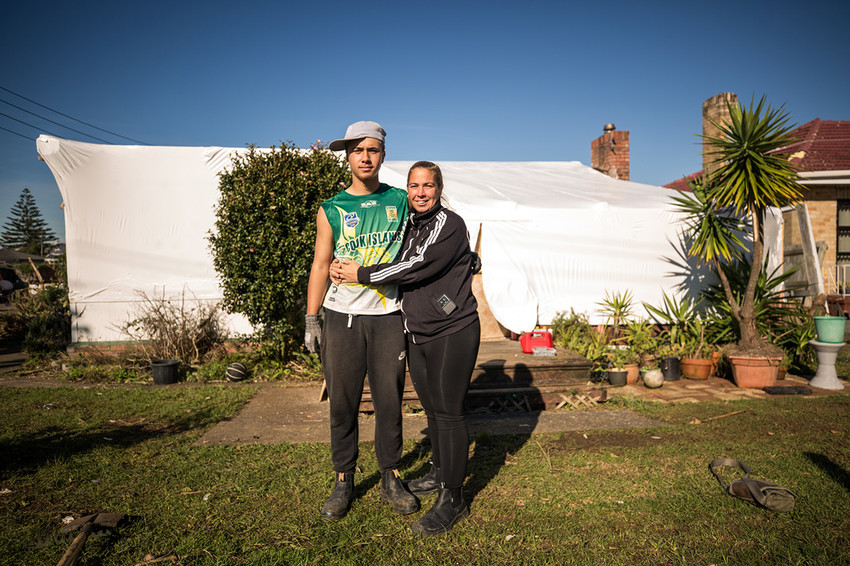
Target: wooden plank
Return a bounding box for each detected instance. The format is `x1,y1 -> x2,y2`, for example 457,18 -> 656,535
796,203 -> 826,298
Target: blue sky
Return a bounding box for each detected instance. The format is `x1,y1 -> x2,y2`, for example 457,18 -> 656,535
1,0 -> 848,242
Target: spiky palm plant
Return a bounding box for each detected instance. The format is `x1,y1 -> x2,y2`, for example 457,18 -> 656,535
674,96 -> 805,353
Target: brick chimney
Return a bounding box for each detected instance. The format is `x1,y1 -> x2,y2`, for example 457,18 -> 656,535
591,124 -> 629,181
702,92 -> 738,181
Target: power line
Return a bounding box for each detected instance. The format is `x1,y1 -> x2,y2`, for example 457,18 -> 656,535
0,85 -> 148,145
0,98 -> 112,144
0,111 -> 63,138
0,124 -> 33,140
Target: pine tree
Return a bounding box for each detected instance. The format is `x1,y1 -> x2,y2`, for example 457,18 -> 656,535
0,188 -> 57,254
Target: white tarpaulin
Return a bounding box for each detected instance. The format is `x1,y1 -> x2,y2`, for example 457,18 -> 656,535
379,162 -> 691,331
37,135 -> 255,343
37,135 -> 695,343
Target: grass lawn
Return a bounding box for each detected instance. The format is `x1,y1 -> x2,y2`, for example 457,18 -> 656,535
1,384 -> 848,565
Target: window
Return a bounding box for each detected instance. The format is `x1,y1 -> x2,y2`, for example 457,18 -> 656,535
837,201 -> 850,292
838,201 -> 850,259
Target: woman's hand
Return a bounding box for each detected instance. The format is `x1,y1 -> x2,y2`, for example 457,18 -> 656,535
330,258 -> 362,285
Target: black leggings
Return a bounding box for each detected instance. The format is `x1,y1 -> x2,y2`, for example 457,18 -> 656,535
407,318 -> 480,490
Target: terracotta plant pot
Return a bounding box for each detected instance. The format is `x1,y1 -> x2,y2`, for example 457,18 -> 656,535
728,356 -> 781,388
680,358 -> 712,380
710,351 -> 721,376
625,363 -> 640,384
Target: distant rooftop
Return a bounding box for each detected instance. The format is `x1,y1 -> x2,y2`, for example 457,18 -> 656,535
664,119 -> 850,192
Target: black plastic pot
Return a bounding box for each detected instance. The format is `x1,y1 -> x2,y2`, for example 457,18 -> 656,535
661,356 -> 681,382
607,369 -> 628,387
151,359 -> 179,385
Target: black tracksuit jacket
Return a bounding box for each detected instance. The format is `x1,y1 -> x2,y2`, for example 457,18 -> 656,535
357,202 -> 478,344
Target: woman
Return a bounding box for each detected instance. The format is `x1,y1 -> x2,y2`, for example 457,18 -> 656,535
331,161 -> 480,536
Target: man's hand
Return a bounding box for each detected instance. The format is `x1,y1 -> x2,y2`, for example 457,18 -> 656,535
304,314 -> 322,353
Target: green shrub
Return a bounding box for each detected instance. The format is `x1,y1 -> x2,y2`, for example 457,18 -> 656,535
209,143 -> 350,361
550,309 -> 608,372
8,256 -> 70,355
190,359 -> 231,382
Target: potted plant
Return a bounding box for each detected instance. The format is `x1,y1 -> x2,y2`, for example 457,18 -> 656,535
639,355 -> 664,388
644,291 -> 700,382
606,367 -> 628,387
608,346 -> 638,386
656,342 -> 682,381
615,346 -> 641,384
625,319 -> 659,368
672,96 -> 805,388
812,301 -> 847,344
596,289 -> 634,345
679,317 -> 716,380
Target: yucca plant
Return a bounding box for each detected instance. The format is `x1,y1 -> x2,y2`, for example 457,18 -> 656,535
673,96 -> 805,354
643,290 -> 702,355
704,256 -> 802,339
596,289 -> 634,344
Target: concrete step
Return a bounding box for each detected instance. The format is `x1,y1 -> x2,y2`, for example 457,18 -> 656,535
360,338 -> 593,412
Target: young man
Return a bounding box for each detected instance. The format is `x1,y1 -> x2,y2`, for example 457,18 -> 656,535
305,121 -> 417,520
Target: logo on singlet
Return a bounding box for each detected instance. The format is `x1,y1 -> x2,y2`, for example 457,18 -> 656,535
386,206 -> 398,222
361,200 -> 378,208
344,212 -> 359,228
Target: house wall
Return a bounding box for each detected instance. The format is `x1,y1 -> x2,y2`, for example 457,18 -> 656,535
783,184 -> 849,289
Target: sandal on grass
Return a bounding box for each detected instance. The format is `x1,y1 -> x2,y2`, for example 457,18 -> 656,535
709,458 -> 796,513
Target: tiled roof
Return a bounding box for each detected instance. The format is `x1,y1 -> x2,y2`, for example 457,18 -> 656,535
783,119 -> 850,172
664,171 -> 702,192
664,119 -> 850,189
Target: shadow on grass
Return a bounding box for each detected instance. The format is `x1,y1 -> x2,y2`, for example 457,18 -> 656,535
804,451 -> 850,493
353,444 -> 427,505
0,405 -> 225,477
400,360 -> 543,506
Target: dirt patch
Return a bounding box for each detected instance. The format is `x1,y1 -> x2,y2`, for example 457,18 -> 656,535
546,430 -> 660,453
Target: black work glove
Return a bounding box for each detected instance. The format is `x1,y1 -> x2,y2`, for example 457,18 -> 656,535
470,251 -> 482,275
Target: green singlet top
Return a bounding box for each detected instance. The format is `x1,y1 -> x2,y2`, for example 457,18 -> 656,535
321,183 -> 408,315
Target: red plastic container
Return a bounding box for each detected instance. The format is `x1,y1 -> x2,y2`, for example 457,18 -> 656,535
519,330 -> 553,353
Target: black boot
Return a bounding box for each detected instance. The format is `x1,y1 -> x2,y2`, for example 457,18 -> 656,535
407,461 -> 440,496
380,469 -> 420,515
321,472 -> 354,520
411,485 -> 469,536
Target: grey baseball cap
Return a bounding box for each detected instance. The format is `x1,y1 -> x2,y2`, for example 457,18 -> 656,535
328,121 -> 386,151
